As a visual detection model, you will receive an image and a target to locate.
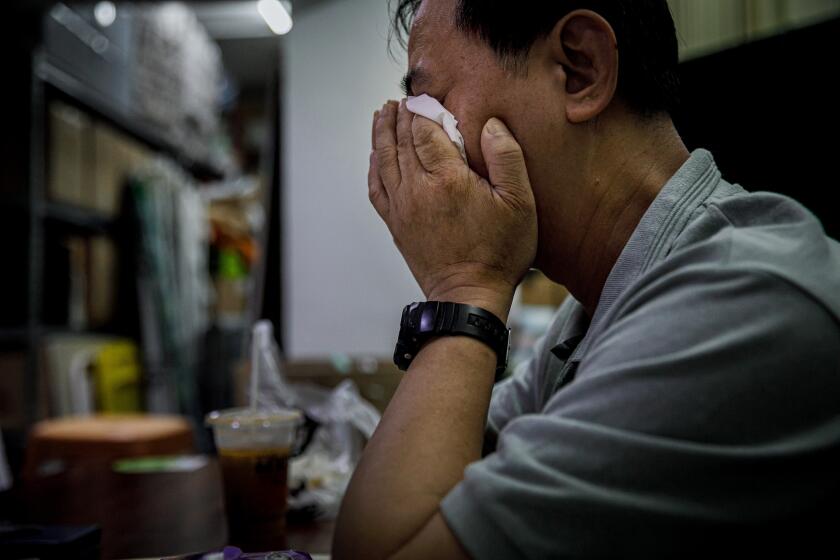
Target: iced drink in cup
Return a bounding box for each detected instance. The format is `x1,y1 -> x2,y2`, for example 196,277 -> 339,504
207,407 -> 303,551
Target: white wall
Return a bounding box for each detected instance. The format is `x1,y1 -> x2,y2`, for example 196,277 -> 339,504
282,0 -> 422,358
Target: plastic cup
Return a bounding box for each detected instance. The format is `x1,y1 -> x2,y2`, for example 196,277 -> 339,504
206,407 -> 303,551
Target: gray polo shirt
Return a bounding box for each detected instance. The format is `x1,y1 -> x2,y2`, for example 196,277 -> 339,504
440,149 -> 840,558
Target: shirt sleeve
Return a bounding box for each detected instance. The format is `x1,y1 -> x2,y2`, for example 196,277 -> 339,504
441,264 -> 840,558
482,299 -> 575,455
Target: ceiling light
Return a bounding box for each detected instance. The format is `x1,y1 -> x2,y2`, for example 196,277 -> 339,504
94,1 -> 117,28
257,0 -> 293,35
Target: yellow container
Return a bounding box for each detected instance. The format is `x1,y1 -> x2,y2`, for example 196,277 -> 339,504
94,341 -> 142,413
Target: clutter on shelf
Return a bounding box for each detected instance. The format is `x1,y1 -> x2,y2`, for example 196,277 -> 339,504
129,157 -> 211,415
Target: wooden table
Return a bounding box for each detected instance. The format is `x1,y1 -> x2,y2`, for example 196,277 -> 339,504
8,457 -> 334,559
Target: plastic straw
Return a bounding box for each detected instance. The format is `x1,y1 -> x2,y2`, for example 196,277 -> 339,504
250,323 -> 261,410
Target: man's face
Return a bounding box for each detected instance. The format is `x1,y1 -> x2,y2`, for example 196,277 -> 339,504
406,0 -> 570,261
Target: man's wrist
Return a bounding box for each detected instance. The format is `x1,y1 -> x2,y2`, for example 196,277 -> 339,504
425,285 -> 513,323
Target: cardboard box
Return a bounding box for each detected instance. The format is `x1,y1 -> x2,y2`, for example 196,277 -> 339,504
92,124 -> 153,216
90,122 -> 122,215
87,236 -> 117,328
48,102 -> 93,207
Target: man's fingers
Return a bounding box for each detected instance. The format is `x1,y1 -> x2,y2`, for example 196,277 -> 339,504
480,117 -> 531,203
374,101 -> 401,193
412,115 -> 464,174
396,99 -> 422,179
371,109 -> 379,151
368,150 -> 389,220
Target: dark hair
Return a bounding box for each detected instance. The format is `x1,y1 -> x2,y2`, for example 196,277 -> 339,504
391,0 -> 680,117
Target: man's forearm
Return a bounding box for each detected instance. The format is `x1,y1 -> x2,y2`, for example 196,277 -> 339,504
348,96 -> 534,558
332,297 -> 507,558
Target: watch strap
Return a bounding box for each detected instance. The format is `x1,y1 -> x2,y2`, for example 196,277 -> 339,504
394,301 -> 510,374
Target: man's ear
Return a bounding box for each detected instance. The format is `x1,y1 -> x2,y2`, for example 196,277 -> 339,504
548,10 -> 619,123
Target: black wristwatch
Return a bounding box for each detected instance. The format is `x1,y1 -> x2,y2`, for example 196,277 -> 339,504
394,301 -> 510,375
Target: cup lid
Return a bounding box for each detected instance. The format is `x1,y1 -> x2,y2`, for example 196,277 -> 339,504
205,407 -> 303,427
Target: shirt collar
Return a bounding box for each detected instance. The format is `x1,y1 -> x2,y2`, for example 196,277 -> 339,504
550,149 -> 722,362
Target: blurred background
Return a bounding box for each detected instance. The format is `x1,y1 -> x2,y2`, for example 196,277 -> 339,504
0,0 -> 838,556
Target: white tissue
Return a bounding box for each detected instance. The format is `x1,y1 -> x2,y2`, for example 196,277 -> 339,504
406,94 -> 468,164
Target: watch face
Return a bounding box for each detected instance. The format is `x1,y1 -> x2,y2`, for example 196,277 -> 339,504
419,305 -> 436,333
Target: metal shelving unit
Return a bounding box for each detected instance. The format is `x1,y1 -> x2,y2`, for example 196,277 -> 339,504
41,200 -> 118,234
4,47 -> 227,429
36,58 -> 225,182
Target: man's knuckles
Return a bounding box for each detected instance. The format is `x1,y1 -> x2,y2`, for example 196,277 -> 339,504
376,143 -> 399,163
412,120 -> 460,159
397,127 -> 413,151
433,167 -> 464,190
368,184 -> 385,204
411,117 -> 440,146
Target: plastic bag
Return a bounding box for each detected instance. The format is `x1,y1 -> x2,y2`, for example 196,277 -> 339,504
249,321 -> 381,519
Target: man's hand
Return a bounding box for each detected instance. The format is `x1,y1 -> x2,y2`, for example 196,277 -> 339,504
333,100 -> 537,560
369,99 -> 537,320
